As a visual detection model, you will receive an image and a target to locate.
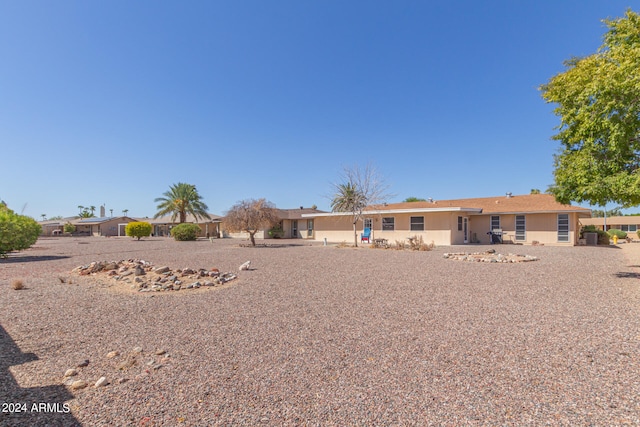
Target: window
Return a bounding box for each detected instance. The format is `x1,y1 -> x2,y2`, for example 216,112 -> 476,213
458,216 -> 463,231
515,215 -> 526,241
410,216 -> 424,231
307,219 -> 314,237
382,217 -> 395,231
621,224 -> 638,232
363,218 -> 372,230
558,214 -> 569,242
491,216 -> 500,230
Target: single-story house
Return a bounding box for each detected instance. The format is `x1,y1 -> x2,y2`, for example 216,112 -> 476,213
72,216 -> 137,237
580,216 -> 640,239
146,213 -> 223,238
221,207 -> 326,240
38,216 -> 137,237
302,194 -> 592,246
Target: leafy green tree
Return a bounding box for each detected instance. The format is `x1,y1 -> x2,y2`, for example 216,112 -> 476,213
224,199 -> 280,246
63,223 -> 76,234
0,203 -> 42,257
154,182 -> 211,223
171,223 -> 201,241
330,164 -> 392,247
125,221 -> 153,240
403,196 -> 427,202
540,9 -> 640,207
530,189 -> 541,194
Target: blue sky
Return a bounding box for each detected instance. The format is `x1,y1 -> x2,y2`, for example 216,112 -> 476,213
1,1 -> 637,219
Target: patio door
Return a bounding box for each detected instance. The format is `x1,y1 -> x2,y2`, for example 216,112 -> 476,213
463,217 -> 469,243
291,220 -> 298,238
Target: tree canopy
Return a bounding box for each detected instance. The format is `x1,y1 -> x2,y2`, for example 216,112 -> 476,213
540,9 -> 640,207
224,198 -> 280,246
154,183 -> 211,223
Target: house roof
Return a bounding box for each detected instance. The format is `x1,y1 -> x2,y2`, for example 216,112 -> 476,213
581,216 -> 640,226
303,194 -> 592,217
73,216 -> 134,225
276,208 -> 327,220
380,194 -> 592,215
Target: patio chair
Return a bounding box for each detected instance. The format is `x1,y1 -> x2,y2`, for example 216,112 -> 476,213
361,227 -> 371,243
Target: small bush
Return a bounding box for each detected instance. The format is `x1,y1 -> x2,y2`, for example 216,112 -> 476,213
596,229 -> 610,245
125,221 -> 152,240
0,204 -> 41,258
607,228 -> 627,239
11,279 -> 24,290
63,222 -> 76,234
171,223 -> 201,241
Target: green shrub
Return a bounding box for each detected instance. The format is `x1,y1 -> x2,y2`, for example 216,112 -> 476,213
63,222 -> 76,234
125,221 -> 152,240
0,204 -> 42,258
596,229 -> 610,245
607,228 -> 627,239
171,223 -> 201,241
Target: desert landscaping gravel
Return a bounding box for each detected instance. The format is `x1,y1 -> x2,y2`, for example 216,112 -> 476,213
1,236 -> 639,426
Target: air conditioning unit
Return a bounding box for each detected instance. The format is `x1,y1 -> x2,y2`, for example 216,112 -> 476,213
584,232 -> 598,246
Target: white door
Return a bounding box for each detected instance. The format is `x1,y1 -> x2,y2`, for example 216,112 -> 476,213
463,217 -> 469,243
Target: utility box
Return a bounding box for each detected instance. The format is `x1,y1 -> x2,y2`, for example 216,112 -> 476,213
584,232 -> 598,246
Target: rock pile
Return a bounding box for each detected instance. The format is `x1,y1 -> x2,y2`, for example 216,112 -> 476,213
72,259 -> 237,292
443,251 -> 538,263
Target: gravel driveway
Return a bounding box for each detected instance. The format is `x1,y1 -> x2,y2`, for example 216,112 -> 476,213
1,237 -> 639,426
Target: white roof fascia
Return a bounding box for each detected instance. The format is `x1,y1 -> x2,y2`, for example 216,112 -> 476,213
302,207 -> 483,217
469,210 -> 591,216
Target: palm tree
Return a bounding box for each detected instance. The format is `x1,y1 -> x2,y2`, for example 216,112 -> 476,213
154,182 -> 211,223
41,214 -> 46,221
123,209 -> 129,217
331,182 -> 366,246
89,206 -> 96,216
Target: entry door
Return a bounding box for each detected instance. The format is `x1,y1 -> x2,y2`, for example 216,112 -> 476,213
463,217 -> 469,243
291,220 -> 298,238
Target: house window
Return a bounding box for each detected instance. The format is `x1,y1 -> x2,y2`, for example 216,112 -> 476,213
307,219 -> 314,237
515,215 -> 526,241
382,217 -> 394,231
558,214 -> 569,242
410,216 -> 424,231
363,218 -> 373,230
491,215 -> 500,230
621,224 -> 638,232
458,216 -> 463,231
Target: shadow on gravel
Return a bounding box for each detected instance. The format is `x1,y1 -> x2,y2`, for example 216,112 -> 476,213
0,325 -> 81,427
0,255 -> 71,264
614,271 -> 640,279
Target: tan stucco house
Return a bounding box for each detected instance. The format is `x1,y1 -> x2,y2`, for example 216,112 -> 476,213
73,216 -> 137,237
303,194 -> 592,246
146,213 -> 223,237
580,216 -> 640,239
221,207 -> 325,240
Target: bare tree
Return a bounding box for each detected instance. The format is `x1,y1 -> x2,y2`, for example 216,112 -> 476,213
330,164 -> 393,247
224,199 -> 280,246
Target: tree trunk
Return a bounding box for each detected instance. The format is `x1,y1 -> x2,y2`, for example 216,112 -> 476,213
249,231 -> 256,247
353,222 -> 358,247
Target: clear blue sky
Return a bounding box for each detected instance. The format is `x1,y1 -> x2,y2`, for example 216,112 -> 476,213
1,1 -> 637,219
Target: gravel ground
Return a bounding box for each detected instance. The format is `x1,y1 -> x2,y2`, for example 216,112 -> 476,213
1,236 -> 640,426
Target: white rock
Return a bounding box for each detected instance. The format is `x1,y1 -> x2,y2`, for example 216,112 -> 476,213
94,377 -> 108,387
64,368 -> 78,377
239,261 -> 251,271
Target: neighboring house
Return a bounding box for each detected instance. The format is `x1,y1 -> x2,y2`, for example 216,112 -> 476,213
302,194 -> 591,246
146,213 -> 223,237
38,217 -> 77,236
73,216 -> 137,237
221,207 -> 326,240
38,216 -> 136,237
580,216 -> 640,239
